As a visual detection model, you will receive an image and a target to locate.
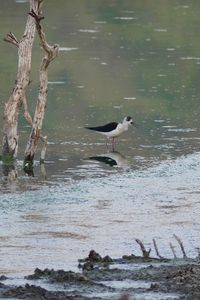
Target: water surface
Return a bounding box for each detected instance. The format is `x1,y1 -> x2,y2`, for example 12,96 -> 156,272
1,0 -> 200,278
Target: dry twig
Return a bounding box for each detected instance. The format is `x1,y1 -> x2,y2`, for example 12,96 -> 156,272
169,242 -> 177,259
153,239 -> 164,259
4,32 -> 19,47
173,234 -> 187,258
135,239 -> 151,258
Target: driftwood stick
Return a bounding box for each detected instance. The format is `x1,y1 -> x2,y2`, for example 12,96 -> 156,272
173,234 -> 187,258
153,239 -> 164,259
169,242 -> 177,259
135,239 -> 151,258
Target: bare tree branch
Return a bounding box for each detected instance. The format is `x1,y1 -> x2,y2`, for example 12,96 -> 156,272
23,96 -> 33,126
2,0 -> 41,160
29,8 -> 59,62
4,32 -> 19,47
24,5 -> 59,171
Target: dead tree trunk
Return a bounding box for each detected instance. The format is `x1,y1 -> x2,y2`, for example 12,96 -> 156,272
2,0 -> 41,161
24,10 -> 59,174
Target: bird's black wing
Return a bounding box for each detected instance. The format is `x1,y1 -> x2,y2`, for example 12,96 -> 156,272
85,122 -> 118,132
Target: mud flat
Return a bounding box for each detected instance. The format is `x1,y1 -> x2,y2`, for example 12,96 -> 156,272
1,240 -> 200,300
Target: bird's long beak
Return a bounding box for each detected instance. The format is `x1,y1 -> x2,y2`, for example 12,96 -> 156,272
131,121 -> 138,128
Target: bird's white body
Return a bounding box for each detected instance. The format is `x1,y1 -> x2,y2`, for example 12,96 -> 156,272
100,119 -> 130,138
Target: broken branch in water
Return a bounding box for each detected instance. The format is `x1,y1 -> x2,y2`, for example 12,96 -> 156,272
24,6 -> 59,168
133,235 -> 189,261
169,242 -> 177,259
135,239 -> 151,258
173,234 -> 187,258
153,238 -> 164,259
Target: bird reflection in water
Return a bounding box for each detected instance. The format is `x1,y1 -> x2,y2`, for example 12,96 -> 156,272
88,151 -> 130,169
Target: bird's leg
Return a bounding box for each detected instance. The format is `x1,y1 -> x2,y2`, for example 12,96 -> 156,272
106,137 -> 109,150
112,137 -> 115,151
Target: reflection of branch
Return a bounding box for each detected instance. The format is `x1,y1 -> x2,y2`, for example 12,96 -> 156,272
40,135 -> 47,163
118,294 -> 130,300
4,32 -> 19,47
40,135 -> 47,178
40,161 -> 47,178
2,162 -> 17,181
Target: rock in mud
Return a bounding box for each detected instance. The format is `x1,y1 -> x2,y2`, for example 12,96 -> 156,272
26,268 -> 89,283
3,283 -> 101,300
2,250 -> 200,300
78,250 -> 113,270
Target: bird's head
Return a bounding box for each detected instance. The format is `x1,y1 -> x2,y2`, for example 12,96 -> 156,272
124,116 -> 138,127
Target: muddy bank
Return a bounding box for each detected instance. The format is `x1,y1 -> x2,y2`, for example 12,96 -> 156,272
1,248 -> 200,299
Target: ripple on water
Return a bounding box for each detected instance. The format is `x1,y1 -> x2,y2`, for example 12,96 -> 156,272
1,152 -> 200,275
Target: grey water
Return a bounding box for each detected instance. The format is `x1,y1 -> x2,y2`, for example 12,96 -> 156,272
1,0 -> 200,280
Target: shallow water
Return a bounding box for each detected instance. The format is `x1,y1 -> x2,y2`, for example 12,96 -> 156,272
1,0 -> 200,284
1,152 -> 200,276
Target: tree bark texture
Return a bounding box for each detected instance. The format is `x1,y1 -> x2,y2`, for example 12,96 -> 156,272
2,0 -> 42,160
24,9 -> 59,170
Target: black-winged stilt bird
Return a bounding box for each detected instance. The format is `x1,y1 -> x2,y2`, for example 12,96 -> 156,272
85,116 -> 136,148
